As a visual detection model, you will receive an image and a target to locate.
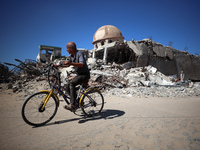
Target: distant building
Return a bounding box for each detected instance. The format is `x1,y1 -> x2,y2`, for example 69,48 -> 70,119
36,45 -> 62,63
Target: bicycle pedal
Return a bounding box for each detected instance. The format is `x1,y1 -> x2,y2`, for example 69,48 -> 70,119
63,105 -> 76,112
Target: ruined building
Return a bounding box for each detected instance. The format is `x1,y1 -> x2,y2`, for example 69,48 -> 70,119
91,25 -> 130,64
90,25 -> 200,81
31,25 -> 200,81
36,45 -> 62,63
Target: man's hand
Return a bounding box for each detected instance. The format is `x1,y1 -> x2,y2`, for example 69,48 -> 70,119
63,61 -> 71,67
52,64 -> 60,68
68,75 -> 76,80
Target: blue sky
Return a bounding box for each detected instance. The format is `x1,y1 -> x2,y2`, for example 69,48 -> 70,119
0,0 -> 199,70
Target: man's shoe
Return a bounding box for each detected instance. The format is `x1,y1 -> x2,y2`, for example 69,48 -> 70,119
64,104 -> 75,112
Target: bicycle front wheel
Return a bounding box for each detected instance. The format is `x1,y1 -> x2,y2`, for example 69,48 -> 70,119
22,91 -> 58,126
47,66 -> 61,88
81,89 -> 104,117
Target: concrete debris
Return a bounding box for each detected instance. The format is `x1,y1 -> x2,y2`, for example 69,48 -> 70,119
2,59 -> 43,83
106,85 -> 200,98
90,64 -> 176,88
1,70 -> 199,99
0,63 -> 9,83
1,60 -> 200,98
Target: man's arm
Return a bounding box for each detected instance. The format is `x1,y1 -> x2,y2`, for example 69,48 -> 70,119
63,61 -> 84,68
52,61 -> 83,68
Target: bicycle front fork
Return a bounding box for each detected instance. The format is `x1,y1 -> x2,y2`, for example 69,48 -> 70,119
39,89 -> 54,111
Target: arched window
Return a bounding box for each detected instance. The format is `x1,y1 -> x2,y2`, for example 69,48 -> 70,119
101,41 -> 104,46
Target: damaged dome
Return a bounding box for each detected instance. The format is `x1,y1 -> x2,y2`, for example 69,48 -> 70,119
92,25 -> 124,44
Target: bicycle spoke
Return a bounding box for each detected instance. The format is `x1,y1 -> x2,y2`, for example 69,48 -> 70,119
22,92 -> 58,126
81,89 -> 104,117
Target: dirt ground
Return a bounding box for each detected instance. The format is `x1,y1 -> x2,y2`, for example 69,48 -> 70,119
0,89 -> 200,150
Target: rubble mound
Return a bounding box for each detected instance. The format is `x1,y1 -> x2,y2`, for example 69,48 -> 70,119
89,64 -> 200,98
1,65 -> 200,99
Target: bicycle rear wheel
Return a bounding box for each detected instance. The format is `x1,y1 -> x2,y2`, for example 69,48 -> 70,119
22,91 -> 58,126
81,89 -> 104,117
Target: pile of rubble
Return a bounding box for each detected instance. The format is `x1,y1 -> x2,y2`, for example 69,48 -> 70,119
0,59 -> 49,94
88,63 -> 200,98
0,63 -> 9,83
1,59 -> 45,83
1,61 -> 200,98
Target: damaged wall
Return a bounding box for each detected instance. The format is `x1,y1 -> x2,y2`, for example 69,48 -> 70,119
175,53 -> 200,81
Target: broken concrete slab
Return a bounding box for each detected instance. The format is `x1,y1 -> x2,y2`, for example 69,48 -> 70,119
146,66 -> 157,74
139,42 -> 149,55
127,41 -> 143,56
122,61 -> 134,69
90,70 -> 113,77
148,74 -> 174,86
136,55 -> 148,67
153,44 -> 173,59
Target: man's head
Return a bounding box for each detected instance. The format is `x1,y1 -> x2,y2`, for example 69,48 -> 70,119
66,42 -> 77,55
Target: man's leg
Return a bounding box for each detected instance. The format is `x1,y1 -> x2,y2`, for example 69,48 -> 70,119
69,75 -> 88,106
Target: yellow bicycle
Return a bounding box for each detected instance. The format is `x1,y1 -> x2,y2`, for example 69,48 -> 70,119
21,65 -> 104,127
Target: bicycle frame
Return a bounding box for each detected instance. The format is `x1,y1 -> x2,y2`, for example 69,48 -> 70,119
40,77 -> 91,109
42,65 -> 102,111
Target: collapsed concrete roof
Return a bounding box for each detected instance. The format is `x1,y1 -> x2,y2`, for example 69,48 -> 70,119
90,38 -> 200,81
89,25 -> 200,81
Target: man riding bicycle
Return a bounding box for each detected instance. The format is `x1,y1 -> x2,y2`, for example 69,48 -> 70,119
54,42 -> 90,111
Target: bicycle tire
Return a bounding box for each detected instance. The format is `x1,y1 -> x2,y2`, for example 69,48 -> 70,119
21,91 -> 58,126
81,88 -> 104,117
47,66 -> 61,88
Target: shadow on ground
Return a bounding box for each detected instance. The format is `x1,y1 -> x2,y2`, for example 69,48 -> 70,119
34,109 -> 125,128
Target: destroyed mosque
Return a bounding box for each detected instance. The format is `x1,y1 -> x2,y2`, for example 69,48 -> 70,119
2,25 -> 200,85
39,25 -> 200,81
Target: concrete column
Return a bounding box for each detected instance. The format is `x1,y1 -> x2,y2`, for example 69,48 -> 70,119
103,47 -> 108,64
92,49 -> 96,63
92,49 -> 96,59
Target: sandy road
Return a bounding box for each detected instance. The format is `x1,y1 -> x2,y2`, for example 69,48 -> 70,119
0,90 -> 200,150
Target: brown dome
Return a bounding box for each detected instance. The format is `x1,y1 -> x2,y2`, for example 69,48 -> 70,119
92,25 -> 124,44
